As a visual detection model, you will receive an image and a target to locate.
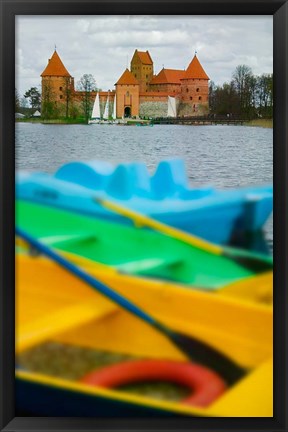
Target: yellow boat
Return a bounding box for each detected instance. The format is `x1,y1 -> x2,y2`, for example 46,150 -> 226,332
17,240 -> 272,307
53,250 -> 273,306
16,253 -> 272,417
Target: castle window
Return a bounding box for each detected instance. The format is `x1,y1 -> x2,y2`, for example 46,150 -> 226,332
146,75 -> 148,78
186,88 -> 189,92
60,95 -> 63,99
190,96 -> 193,100
59,86 -> 62,91
196,88 -> 200,92
126,91 -> 130,97
198,96 -> 202,101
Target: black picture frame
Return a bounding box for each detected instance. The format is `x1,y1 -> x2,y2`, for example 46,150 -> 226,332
1,0 -> 287,431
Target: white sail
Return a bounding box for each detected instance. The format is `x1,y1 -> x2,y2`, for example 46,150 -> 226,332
167,96 -> 177,117
91,92 -> 100,119
103,92 -> 109,120
112,94 -> 117,120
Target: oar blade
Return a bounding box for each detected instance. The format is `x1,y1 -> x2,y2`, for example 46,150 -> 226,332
154,322 -> 246,386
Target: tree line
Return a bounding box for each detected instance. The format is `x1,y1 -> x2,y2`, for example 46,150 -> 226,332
209,65 -> 273,119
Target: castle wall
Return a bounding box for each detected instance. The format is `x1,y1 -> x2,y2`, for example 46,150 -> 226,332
139,101 -> 168,118
139,94 -> 168,117
148,83 -> 181,94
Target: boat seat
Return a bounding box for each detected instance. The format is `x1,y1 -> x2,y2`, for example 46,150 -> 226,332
17,301 -> 117,353
151,159 -> 188,199
38,233 -> 98,248
105,163 -> 151,199
116,256 -> 183,274
55,161 -> 114,190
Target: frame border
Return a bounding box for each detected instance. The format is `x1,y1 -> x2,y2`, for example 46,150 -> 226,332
1,1 -> 287,431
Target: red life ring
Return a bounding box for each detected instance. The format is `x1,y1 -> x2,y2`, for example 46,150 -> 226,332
80,359 -> 227,407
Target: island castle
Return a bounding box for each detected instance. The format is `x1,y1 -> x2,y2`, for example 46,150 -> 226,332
41,49 -> 210,118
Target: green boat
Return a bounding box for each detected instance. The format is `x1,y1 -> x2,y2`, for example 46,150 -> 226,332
16,199 -> 272,291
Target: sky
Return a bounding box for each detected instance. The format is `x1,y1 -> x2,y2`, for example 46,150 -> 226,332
15,15 -> 273,98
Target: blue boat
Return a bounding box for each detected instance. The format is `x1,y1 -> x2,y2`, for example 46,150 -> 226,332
16,159 -> 273,244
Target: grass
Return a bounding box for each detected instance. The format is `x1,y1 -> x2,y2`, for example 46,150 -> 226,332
243,118 -> 273,128
16,117 -> 87,125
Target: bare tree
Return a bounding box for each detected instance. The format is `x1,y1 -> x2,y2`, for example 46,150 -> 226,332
15,88 -> 21,112
256,74 -> 273,117
77,74 -> 97,123
232,65 -> 253,115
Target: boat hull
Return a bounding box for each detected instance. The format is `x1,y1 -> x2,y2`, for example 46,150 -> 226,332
16,254 -> 273,417
16,199 -> 272,291
16,159 -> 273,244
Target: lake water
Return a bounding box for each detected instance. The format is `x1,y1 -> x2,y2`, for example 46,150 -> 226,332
15,122 -> 273,254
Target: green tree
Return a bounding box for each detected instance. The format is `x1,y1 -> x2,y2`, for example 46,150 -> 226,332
77,74 -> 97,123
24,87 -> 41,110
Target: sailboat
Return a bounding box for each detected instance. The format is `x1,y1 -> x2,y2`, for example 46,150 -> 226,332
101,92 -> 110,124
112,94 -> 117,121
88,93 -> 101,124
167,96 -> 177,118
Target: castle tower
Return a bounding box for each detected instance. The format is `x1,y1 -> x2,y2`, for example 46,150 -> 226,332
115,69 -> 139,118
130,50 -> 154,93
41,50 -> 74,114
180,54 -> 209,115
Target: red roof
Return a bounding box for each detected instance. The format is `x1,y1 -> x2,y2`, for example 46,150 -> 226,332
182,55 -> 209,80
132,50 -> 153,65
41,50 -> 71,77
115,69 -> 139,85
150,68 -> 185,85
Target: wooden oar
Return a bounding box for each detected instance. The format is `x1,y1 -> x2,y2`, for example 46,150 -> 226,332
93,197 -> 273,273
16,227 -> 246,386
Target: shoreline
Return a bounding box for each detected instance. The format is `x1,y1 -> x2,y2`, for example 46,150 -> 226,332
16,118 -> 273,128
